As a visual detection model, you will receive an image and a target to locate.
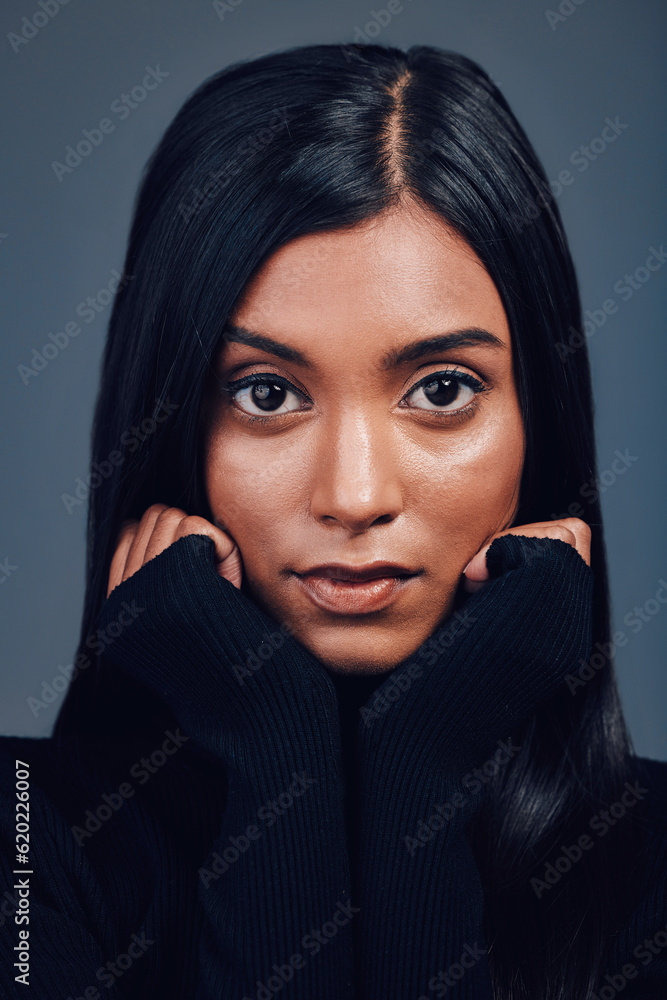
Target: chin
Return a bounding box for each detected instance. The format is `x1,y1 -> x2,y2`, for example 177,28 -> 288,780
292,625 -> 423,676
316,656 -> 396,678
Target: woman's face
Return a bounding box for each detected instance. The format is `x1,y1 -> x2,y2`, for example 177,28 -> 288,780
203,200 -> 525,675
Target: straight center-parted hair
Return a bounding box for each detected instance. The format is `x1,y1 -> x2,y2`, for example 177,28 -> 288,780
53,42 -> 643,999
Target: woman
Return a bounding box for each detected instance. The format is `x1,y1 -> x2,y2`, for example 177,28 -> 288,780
1,42 -> 665,999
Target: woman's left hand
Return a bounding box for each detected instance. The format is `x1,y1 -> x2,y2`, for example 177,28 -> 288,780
462,517 -> 592,593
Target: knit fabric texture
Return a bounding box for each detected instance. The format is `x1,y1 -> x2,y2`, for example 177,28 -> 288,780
0,532 -> 666,998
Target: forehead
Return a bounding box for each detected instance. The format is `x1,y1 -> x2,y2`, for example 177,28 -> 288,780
227,202 -> 511,356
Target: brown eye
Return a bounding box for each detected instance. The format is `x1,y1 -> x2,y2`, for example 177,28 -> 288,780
221,374 -> 308,416
242,382 -> 289,413
403,370 -> 485,412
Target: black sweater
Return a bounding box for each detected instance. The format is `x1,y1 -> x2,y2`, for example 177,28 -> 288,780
0,533 -> 666,998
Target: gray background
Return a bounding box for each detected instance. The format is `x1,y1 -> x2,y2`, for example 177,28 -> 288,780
1,0 -> 665,759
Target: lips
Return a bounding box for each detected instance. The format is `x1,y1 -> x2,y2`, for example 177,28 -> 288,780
298,562 -> 417,582
293,563 -> 421,615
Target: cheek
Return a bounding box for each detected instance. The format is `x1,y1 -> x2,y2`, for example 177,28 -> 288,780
410,415 -> 524,550
204,430 -> 299,564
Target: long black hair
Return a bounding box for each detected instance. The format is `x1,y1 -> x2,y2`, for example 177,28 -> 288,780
53,42 -> 642,998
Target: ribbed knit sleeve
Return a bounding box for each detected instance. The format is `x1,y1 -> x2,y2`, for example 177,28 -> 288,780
95,533 -> 355,999
2,529 -> 666,999
352,533 -> 594,997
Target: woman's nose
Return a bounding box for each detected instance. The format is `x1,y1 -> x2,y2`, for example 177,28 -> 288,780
308,409 -> 404,532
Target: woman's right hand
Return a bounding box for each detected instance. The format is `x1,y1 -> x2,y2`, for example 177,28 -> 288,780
107,503 -> 244,598
99,501 -> 339,753
98,510 -> 354,999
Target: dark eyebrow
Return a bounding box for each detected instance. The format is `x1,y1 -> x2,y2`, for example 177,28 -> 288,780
222,324 -> 306,363
381,327 -> 506,368
221,323 -> 506,368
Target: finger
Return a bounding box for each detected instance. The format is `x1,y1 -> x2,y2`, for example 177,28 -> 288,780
139,510 -> 243,588
141,505 -> 195,564
123,504 -> 185,582
560,517 -> 592,567
467,524 -> 575,580
107,503 -> 245,598
107,519 -> 138,598
173,515 -> 243,589
501,519 -> 590,567
463,519 -> 591,584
